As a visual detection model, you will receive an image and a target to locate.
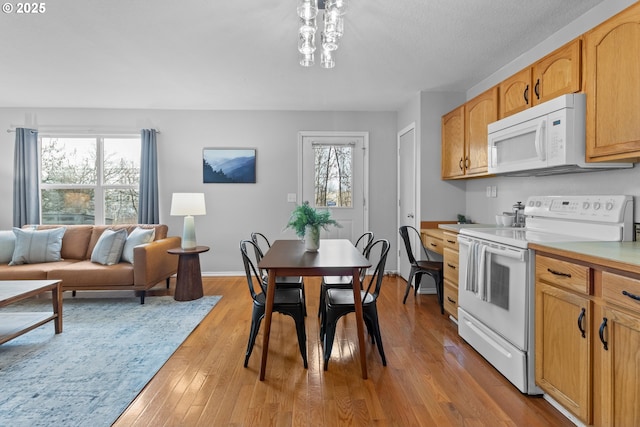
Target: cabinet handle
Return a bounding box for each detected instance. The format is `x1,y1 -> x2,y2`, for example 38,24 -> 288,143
459,158 -> 464,171
547,268 -> 571,278
622,290 -> 640,302
446,240 -> 456,244
534,79 -> 540,99
577,307 -> 586,338
447,296 -> 456,304
599,317 -> 609,351
430,243 -> 437,248
464,156 -> 470,168
524,85 -> 529,104
447,263 -> 456,269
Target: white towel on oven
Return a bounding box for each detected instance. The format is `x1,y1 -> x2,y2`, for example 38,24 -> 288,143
465,241 -> 478,294
477,244 -> 487,301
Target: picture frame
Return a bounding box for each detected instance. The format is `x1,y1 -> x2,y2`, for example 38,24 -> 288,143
203,148 -> 256,183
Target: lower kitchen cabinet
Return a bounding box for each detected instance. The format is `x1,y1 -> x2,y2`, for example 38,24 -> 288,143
442,231 -> 459,319
535,252 -> 640,426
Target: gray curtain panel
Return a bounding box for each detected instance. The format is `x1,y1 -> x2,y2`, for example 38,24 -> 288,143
13,128 -> 40,227
138,129 -> 159,224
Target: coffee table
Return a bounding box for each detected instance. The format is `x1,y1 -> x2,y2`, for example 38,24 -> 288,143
0,280 -> 63,345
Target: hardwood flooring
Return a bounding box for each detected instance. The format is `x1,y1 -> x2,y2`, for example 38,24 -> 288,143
113,276 -> 573,427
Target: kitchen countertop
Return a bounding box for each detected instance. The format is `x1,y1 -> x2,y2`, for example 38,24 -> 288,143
529,241 -> 640,275
438,223 -> 497,232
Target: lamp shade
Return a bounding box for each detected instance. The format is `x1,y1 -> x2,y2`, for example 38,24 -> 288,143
170,193 -> 206,216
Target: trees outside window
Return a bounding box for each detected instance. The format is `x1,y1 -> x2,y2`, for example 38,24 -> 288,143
40,136 -> 141,224
313,144 -> 353,208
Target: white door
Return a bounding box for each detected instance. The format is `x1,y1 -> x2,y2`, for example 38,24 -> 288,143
299,132 -> 368,243
397,125 -> 418,281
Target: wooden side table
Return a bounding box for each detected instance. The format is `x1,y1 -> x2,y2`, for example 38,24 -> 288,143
167,246 -> 209,301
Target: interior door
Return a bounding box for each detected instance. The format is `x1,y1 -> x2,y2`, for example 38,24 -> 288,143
300,132 -> 368,243
398,125 -> 417,281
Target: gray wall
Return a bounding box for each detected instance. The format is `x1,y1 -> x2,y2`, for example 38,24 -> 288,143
0,108 -> 397,273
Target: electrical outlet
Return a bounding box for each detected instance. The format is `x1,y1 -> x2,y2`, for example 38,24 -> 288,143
486,186 -> 492,198
491,186 -> 497,198
287,193 -> 296,202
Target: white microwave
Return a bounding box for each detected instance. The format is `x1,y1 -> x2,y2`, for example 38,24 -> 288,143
488,93 -> 632,176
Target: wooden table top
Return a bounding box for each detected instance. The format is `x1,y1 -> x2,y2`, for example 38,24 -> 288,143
258,239 -> 371,272
0,280 -> 61,306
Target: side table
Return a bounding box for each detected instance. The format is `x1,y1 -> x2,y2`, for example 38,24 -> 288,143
167,246 -> 209,301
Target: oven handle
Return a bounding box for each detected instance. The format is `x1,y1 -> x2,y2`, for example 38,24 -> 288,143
459,237 -> 526,261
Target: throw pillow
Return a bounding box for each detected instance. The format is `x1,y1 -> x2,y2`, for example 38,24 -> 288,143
121,227 -> 155,264
91,228 -> 128,266
9,227 -> 66,265
0,230 -> 16,264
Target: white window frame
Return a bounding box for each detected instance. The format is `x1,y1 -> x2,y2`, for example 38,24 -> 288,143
39,134 -> 141,225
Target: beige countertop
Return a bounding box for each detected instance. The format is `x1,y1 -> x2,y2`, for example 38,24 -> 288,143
438,223 -> 497,232
530,241 -> 640,275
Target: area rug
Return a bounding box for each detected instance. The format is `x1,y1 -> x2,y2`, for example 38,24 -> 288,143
0,295 -> 221,427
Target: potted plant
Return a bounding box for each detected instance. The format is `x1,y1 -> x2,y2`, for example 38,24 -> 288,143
285,201 -> 340,252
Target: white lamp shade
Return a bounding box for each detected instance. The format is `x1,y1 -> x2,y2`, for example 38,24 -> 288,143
170,193 -> 206,216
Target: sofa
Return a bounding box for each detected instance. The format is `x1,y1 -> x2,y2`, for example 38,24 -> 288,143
0,224 -> 181,303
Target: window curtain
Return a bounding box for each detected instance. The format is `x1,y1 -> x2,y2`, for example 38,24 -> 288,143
13,128 -> 40,227
138,129 -> 159,224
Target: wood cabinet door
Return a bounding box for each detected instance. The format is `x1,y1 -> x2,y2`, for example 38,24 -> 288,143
535,282 -> 592,423
594,304 -> 640,427
585,2 -> 640,162
499,68 -> 531,118
464,87 -> 497,175
441,105 -> 465,179
533,38 -> 582,106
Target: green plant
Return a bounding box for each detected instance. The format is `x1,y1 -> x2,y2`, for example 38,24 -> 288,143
457,214 -> 467,224
285,201 -> 341,238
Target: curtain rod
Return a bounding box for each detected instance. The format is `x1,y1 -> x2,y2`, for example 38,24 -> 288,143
6,127 -> 160,134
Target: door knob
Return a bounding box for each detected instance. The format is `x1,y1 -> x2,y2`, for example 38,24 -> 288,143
407,214 -> 414,218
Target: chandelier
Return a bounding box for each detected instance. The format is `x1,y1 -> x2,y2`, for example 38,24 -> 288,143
297,0 -> 348,68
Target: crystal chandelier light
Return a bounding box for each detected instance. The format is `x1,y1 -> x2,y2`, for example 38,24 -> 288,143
297,0 -> 348,68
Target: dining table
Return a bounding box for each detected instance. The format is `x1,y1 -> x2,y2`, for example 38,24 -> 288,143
257,239 -> 372,380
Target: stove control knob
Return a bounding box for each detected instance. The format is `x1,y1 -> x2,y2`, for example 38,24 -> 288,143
582,202 -> 590,210
535,201 -> 542,207
593,202 -> 601,210
606,202 -> 614,210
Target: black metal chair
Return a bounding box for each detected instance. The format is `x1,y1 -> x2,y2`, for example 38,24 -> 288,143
251,232 -> 307,316
317,231 -> 374,319
240,240 -> 308,369
398,225 -> 444,313
320,238 -> 390,371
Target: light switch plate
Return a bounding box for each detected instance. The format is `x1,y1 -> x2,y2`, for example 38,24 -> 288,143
486,186 -> 491,198
287,193 -> 297,202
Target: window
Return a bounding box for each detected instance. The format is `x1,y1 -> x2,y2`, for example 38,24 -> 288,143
313,144 -> 353,208
40,136 -> 141,225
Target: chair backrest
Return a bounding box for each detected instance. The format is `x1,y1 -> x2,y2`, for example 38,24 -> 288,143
250,232 -> 271,277
362,239 -> 390,300
398,225 -> 430,265
240,240 -> 267,300
355,231 -> 375,254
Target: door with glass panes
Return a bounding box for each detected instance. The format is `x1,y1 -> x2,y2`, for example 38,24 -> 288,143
299,132 -> 368,243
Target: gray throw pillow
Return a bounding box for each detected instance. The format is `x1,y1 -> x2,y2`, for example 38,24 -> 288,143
0,230 -> 17,264
91,228 -> 128,266
9,227 -> 66,265
121,227 -> 155,264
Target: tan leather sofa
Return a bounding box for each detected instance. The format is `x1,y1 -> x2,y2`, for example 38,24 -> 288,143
0,224 -> 180,303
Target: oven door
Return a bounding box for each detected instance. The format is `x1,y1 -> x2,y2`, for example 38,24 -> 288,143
458,235 -> 532,350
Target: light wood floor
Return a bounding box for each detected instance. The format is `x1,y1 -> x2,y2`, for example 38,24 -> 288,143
113,276 -> 573,427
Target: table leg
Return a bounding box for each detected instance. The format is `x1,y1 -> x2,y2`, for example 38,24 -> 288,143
174,254 -> 204,301
260,269 -> 277,380
52,281 -> 63,334
352,267 -> 368,379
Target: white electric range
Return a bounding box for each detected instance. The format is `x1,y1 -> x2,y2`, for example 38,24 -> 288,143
456,195 -> 633,395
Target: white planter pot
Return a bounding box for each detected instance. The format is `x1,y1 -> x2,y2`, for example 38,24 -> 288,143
304,225 -> 320,252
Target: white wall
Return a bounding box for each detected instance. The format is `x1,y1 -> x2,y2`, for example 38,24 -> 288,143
458,0 -> 640,225
0,108 -> 397,273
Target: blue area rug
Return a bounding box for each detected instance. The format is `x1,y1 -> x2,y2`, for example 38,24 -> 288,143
0,295 -> 221,427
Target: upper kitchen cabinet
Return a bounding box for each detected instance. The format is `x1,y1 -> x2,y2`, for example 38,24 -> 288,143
585,2 -> 640,163
441,105 -> 465,179
442,88 -> 497,179
499,39 -> 582,119
465,87 -> 498,176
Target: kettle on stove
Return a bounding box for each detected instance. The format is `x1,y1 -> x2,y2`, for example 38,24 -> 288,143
512,202 -> 525,228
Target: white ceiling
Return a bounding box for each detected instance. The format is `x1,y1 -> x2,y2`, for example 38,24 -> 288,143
0,0 -> 604,111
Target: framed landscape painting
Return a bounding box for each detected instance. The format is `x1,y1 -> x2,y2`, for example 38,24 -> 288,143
203,148 -> 256,183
